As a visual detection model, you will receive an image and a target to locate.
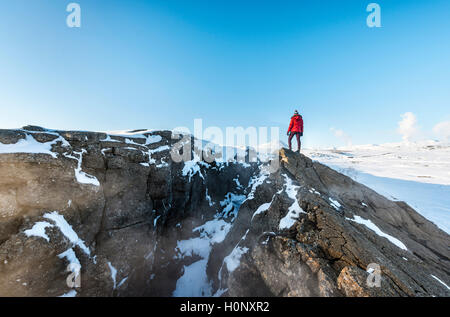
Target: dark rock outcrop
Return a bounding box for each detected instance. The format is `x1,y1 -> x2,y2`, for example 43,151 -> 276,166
0,128 -> 448,297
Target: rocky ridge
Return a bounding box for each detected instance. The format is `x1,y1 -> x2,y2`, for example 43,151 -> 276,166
0,127 -> 449,297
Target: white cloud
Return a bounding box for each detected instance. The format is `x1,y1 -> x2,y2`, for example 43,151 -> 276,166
330,127 -> 352,146
433,121 -> 450,142
397,112 -> 420,142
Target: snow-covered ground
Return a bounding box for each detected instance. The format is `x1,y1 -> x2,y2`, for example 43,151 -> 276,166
304,140 -> 450,234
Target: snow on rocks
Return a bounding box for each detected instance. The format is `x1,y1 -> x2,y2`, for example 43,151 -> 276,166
173,218 -> 232,297
173,190 -> 245,297
346,215 -> 408,251
117,277 -> 128,289
223,246 -> 249,273
107,261 -> 118,289
181,149 -> 211,181
101,130 -> 161,146
279,174 -> 306,230
329,197 -> 341,210
245,168 -> 270,202
143,145 -> 171,166
58,248 -> 81,278
309,188 -> 321,195
0,132 -> 68,158
252,195 -> 275,220
64,150 -> 100,187
219,193 -> 246,219
252,201 -> 272,220
431,274 -> 450,290
24,221 -> 53,242
43,211 -> 91,256
24,211 -> 91,256
59,290 -> 77,297
205,188 -> 214,207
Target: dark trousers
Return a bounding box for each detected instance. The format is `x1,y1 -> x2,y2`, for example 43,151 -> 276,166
288,132 -> 301,151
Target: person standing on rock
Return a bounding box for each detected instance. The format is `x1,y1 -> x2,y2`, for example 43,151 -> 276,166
287,110 -> 304,152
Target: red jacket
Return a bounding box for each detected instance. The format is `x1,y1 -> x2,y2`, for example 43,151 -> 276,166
288,115 -> 303,133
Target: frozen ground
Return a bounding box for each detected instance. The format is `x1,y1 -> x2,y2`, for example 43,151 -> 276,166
304,140 -> 450,234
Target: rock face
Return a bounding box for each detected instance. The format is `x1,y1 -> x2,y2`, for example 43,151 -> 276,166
0,127 -> 449,297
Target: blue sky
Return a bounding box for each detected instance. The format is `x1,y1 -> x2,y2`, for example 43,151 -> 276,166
0,0 -> 449,147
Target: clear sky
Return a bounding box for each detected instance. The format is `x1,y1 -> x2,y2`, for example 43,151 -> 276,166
0,0 -> 449,148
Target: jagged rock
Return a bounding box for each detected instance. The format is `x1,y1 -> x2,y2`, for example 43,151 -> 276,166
0,128 -> 449,297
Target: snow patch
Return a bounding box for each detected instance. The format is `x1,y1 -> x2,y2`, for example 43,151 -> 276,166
24,221 -> 53,242
182,150 -> 210,181
117,277 -> 128,289
173,212 -> 236,296
279,174 -> 306,230
64,150 -> 100,186
329,197 -> 341,210
107,262 -> 118,289
431,275 -> 450,290
0,133 -> 68,158
245,169 -> 270,201
59,290 -> 77,297
223,246 -> 249,273
58,248 -> 81,279
346,215 -> 408,251
219,193 -> 246,219
44,211 -> 91,256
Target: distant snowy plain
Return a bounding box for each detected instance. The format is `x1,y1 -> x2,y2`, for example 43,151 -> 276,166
304,140 -> 450,234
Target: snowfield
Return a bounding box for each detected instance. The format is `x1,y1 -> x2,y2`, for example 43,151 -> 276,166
304,140 -> 450,234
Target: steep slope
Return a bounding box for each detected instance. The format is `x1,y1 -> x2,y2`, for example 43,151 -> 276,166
213,149 -> 450,296
0,127 -> 448,297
